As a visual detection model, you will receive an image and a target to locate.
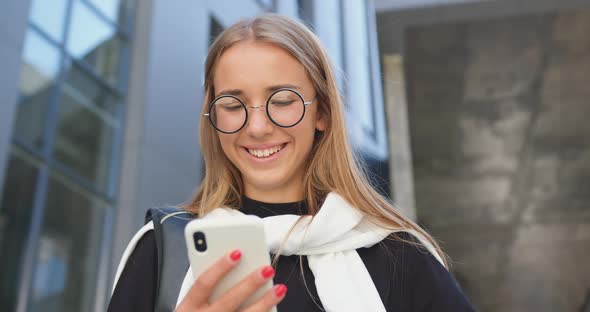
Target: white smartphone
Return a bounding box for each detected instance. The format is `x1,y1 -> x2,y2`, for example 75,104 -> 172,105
184,216 -> 275,311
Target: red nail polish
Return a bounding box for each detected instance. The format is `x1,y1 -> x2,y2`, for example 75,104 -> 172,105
230,250 -> 242,261
261,266 -> 275,279
274,284 -> 287,297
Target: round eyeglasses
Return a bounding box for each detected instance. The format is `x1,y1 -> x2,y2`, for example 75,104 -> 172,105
203,88 -> 317,134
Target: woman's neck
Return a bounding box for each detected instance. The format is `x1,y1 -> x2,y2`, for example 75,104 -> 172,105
240,195 -> 308,217
243,184 -> 304,204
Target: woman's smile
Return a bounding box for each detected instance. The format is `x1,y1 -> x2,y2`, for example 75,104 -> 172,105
240,142 -> 289,163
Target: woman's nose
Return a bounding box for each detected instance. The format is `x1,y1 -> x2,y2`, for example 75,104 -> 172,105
245,105 -> 274,137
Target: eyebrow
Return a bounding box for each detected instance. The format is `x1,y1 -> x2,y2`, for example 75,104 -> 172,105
215,84 -> 301,97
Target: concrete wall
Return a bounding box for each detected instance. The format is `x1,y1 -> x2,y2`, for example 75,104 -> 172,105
377,0 -> 590,55
400,6 -> 590,312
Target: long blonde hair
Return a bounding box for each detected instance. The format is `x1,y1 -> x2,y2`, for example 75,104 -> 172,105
183,14 -> 448,268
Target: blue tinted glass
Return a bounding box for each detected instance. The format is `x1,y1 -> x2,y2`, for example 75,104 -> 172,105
15,28 -> 61,149
53,80 -> 118,192
67,1 -> 115,58
63,65 -> 119,116
29,0 -> 68,42
88,0 -> 120,22
67,0 -> 124,86
28,173 -> 106,312
21,29 -> 60,92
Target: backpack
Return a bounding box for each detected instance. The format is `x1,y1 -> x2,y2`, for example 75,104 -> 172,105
145,207 -> 195,312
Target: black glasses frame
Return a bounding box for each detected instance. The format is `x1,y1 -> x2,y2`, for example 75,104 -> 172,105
203,88 -> 317,134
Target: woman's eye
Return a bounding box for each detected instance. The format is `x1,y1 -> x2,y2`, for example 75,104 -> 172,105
221,103 -> 242,111
271,99 -> 295,106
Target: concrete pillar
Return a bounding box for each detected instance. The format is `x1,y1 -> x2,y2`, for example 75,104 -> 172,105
382,54 -> 417,220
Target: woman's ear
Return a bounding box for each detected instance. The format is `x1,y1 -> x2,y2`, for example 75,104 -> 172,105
315,108 -> 327,131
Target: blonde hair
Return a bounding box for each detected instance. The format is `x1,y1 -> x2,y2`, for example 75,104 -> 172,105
183,14 -> 449,268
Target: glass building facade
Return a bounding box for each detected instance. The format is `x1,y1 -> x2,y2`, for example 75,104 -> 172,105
0,0 -> 135,311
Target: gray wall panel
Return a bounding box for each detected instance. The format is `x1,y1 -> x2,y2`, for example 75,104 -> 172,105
137,0 -> 209,213
110,0 -> 154,289
0,0 -> 30,195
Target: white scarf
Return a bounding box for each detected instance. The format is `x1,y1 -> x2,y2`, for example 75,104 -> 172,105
176,192 -> 444,311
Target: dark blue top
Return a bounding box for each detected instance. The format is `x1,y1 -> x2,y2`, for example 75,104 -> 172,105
108,197 -> 476,311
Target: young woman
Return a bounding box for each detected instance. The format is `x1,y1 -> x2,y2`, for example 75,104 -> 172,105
108,14 -> 475,312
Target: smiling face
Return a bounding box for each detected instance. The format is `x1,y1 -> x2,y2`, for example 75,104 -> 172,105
212,40 -> 326,203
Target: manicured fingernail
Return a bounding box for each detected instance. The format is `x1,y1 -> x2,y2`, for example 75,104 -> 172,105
261,266 -> 275,279
274,284 -> 287,297
229,249 -> 242,262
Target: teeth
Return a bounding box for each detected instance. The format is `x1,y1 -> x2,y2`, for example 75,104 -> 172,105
247,145 -> 284,158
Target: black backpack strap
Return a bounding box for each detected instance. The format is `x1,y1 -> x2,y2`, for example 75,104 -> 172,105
146,207 -> 195,312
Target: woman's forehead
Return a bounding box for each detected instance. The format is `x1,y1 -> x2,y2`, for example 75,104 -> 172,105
213,41 -> 312,96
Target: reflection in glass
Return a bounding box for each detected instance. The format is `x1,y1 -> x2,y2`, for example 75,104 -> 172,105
0,150 -> 40,312
63,64 -> 119,116
15,28 -> 61,149
53,80 -> 118,192
89,0 -> 136,30
89,0 -> 120,22
27,173 -> 106,312
67,0 -> 124,86
29,0 -> 68,43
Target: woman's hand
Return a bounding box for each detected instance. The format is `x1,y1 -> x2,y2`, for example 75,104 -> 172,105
176,250 -> 287,312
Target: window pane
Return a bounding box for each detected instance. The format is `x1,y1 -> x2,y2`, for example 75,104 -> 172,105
15,28 -> 61,149
29,0 -> 68,43
27,173 -> 106,312
88,0 -> 136,30
88,0 -> 120,21
53,83 -> 118,192
63,65 -> 119,116
67,0 -> 125,86
0,149 -> 40,311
